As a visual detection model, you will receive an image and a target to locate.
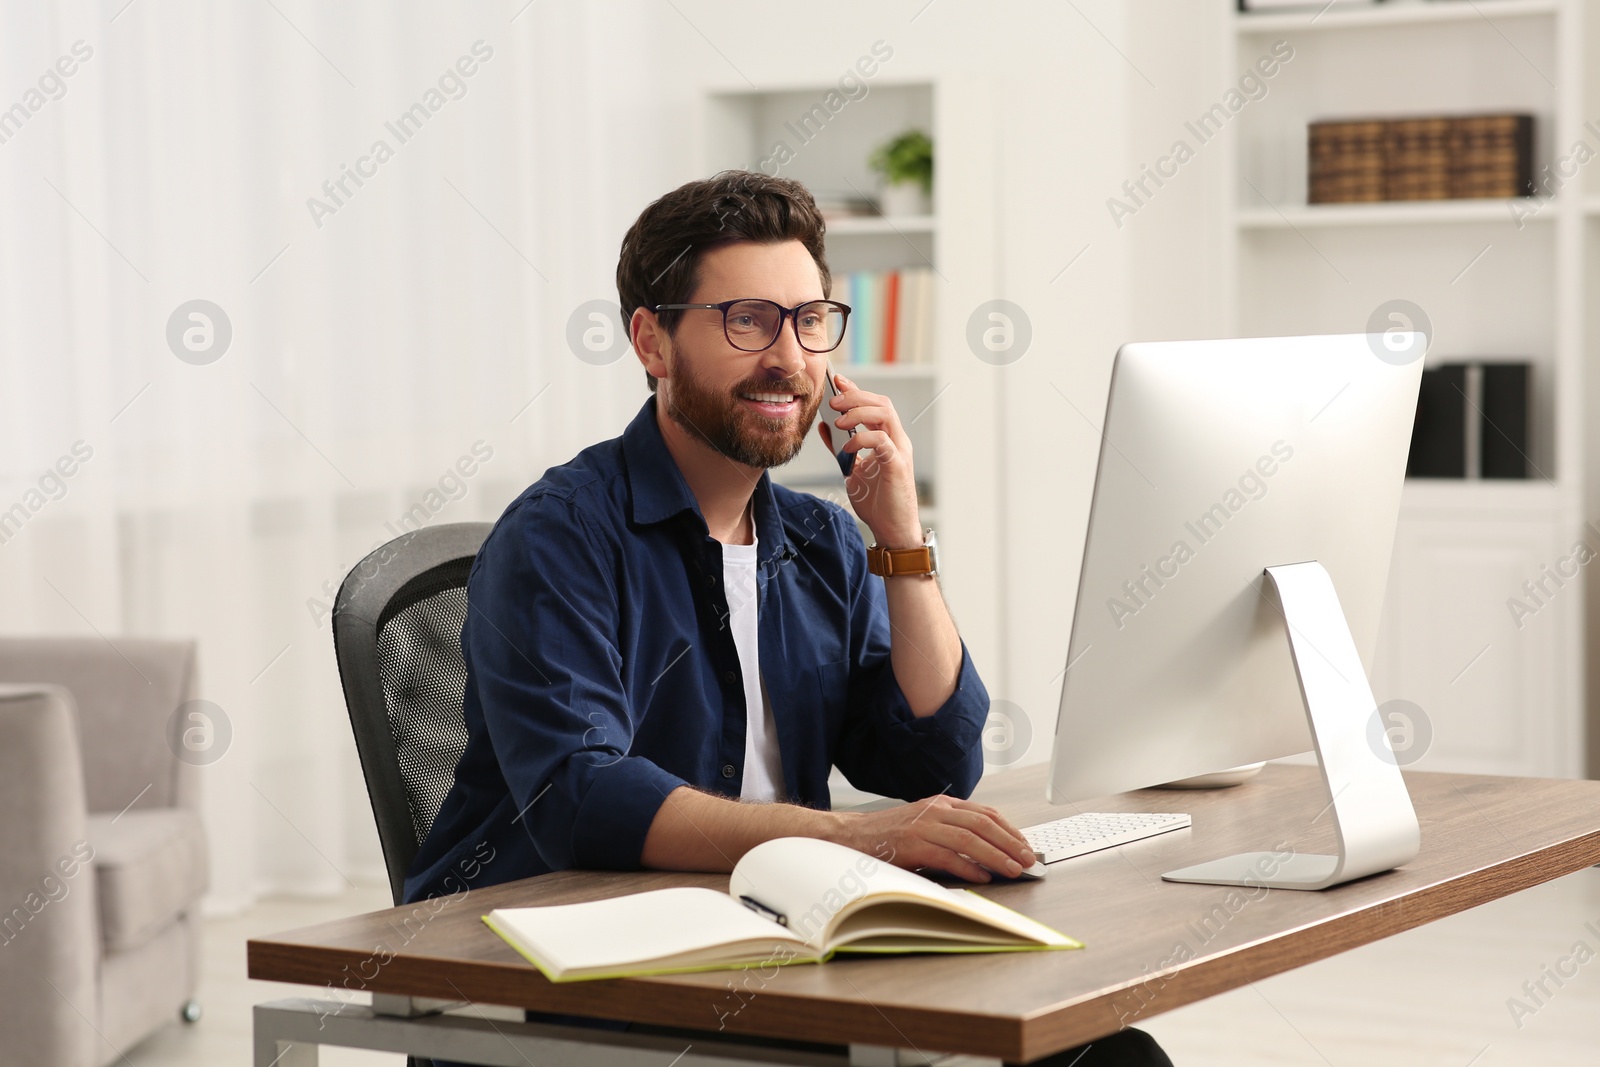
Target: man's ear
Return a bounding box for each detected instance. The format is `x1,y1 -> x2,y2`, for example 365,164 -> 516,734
632,306 -> 669,387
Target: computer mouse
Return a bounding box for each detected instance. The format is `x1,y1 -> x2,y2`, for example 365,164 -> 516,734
982,860 -> 1046,882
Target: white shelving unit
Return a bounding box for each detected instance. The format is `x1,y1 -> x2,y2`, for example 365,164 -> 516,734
1236,0 -> 1560,33
1236,197 -> 1550,228
822,214 -> 936,236
1227,0 -> 1588,778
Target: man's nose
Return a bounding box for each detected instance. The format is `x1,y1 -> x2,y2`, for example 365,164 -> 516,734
758,320 -> 808,383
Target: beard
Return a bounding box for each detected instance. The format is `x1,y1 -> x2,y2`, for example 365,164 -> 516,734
663,350 -> 822,469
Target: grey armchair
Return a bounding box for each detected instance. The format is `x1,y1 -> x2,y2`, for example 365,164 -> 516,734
0,638 -> 210,1067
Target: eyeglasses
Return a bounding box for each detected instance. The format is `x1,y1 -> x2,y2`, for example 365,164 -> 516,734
653,298 -> 851,354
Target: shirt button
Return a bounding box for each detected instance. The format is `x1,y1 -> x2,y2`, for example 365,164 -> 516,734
721,763 -> 736,779
723,669 -> 738,685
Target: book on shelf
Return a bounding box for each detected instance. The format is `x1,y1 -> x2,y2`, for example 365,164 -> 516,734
1450,114 -> 1534,200
1308,120 -> 1387,204
815,193 -> 879,220
883,268 -> 896,364
850,270 -> 873,366
1406,361 -> 1530,480
839,268 -> 935,365
1384,117 -> 1453,201
483,837 -> 1080,982
1309,114 -> 1534,205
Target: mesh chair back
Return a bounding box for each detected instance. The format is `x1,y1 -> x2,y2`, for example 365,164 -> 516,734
332,522 -> 491,906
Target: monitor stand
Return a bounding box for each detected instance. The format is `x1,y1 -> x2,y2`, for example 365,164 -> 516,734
1161,561 -> 1421,891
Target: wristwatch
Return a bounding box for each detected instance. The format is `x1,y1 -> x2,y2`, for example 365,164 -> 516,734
866,528 -> 939,578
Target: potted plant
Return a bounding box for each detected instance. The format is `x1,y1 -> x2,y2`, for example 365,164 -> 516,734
869,128 -> 933,216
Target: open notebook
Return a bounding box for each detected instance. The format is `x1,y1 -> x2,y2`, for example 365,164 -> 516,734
483,836 -> 1081,981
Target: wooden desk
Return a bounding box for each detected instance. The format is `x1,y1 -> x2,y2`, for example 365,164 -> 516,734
248,764 -> 1600,1065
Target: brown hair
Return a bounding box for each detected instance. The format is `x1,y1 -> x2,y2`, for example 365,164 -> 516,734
617,170 -> 831,393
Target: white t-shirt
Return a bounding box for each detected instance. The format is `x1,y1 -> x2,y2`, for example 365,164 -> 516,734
721,531 -> 786,803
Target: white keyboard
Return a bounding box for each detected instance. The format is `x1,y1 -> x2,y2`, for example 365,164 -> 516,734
1022,811 -> 1192,864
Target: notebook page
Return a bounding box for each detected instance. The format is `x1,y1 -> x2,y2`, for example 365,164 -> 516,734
489,886 -> 799,974
729,837 -> 969,947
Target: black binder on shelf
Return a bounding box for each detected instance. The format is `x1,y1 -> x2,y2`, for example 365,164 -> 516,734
1479,362 -> 1529,479
1407,364 -> 1467,478
1406,361 -> 1530,480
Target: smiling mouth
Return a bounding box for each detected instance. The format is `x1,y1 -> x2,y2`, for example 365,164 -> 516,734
737,390 -> 803,416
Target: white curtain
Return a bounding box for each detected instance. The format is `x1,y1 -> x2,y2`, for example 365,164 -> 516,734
0,0 -> 693,911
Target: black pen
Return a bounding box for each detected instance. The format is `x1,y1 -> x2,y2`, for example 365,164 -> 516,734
739,895 -> 788,927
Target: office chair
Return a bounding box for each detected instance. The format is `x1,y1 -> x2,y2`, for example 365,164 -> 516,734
332,521 -> 490,907
332,522 -> 491,1067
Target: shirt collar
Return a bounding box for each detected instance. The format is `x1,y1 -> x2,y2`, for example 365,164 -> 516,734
621,395 -> 795,566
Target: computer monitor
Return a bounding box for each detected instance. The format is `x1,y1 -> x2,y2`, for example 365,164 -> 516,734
1047,333 -> 1425,890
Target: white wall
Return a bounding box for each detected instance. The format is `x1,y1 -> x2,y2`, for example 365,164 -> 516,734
1,0 -> 703,910
994,0 -> 1234,769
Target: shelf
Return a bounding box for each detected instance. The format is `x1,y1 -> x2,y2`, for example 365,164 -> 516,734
833,363 -> 937,379
1237,197 -> 1547,229
1400,477 -> 1566,514
824,215 -> 936,236
1235,0 -> 1558,35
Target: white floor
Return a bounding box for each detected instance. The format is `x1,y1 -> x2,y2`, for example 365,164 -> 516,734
120,868 -> 1600,1066
1142,865 -> 1600,1066
127,881 -> 404,1067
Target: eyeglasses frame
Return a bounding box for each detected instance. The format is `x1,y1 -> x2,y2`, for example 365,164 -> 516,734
652,298 -> 852,354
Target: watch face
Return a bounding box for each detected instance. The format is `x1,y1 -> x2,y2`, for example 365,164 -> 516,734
924,528 -> 939,575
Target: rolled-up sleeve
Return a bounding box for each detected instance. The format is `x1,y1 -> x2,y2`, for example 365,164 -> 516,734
826,503 -> 991,801
466,494 -> 687,871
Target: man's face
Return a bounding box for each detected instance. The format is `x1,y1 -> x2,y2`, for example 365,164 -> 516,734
658,240 -> 829,470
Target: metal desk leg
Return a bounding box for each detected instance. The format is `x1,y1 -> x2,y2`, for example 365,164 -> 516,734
254,1005 -> 319,1067
255,995 -> 921,1067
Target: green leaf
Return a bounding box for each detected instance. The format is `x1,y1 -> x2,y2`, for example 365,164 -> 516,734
868,128 -> 933,196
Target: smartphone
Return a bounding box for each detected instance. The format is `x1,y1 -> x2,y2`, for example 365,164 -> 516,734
821,364 -> 856,477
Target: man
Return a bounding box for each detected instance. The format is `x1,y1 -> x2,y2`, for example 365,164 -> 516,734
406,171 -> 1171,1067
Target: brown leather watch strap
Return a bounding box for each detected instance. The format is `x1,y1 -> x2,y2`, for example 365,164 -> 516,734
866,543 -> 934,577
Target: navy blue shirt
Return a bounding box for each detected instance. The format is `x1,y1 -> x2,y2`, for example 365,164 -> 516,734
403,395 -> 991,903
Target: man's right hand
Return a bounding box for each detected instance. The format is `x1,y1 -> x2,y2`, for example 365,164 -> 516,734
832,794 -> 1036,882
